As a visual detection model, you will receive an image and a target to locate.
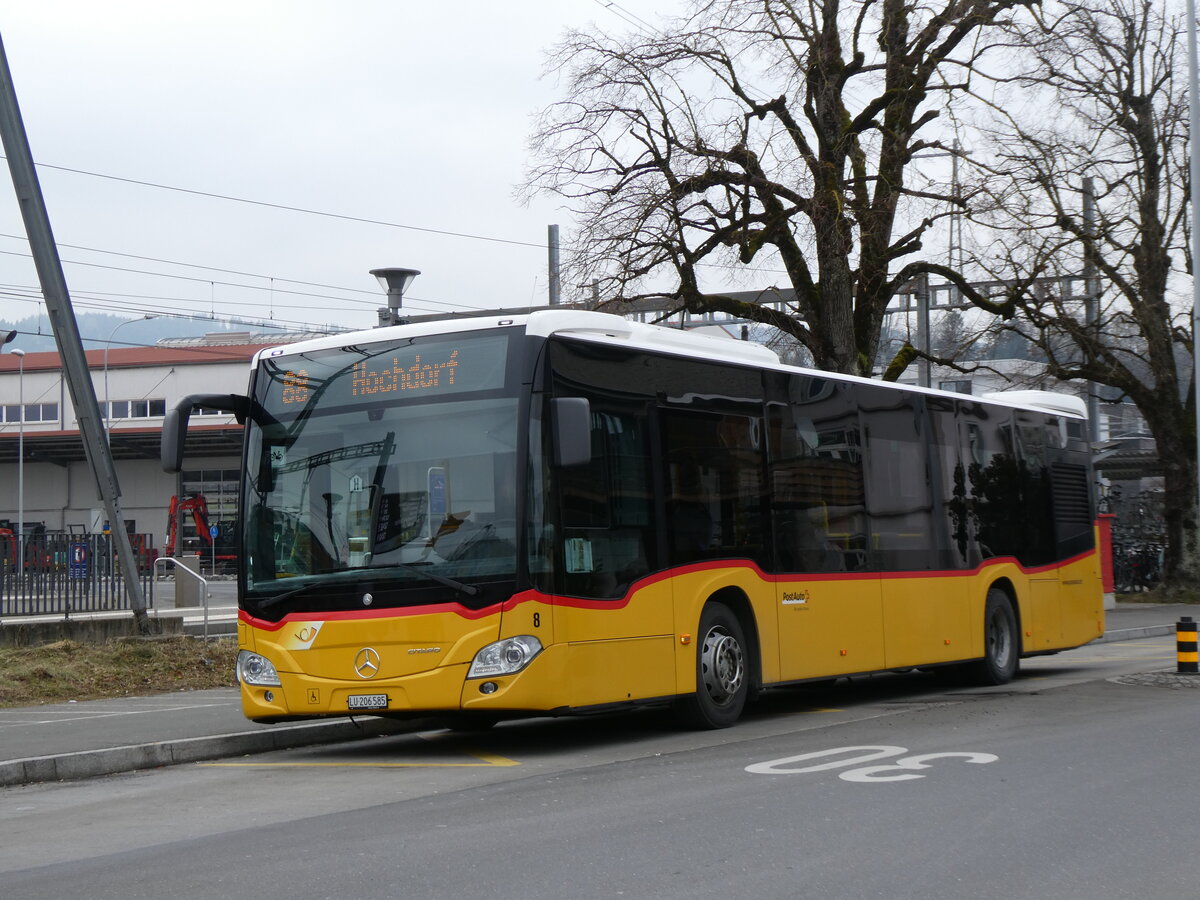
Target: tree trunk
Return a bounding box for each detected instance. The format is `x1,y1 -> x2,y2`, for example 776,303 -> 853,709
1155,426 -> 1200,590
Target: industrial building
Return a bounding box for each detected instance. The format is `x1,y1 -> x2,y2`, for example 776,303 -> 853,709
0,332 -> 318,559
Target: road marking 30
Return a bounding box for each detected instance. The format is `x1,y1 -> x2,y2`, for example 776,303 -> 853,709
746,745 -> 998,782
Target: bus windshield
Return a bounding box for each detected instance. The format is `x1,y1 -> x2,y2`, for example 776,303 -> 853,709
241,332 -> 519,610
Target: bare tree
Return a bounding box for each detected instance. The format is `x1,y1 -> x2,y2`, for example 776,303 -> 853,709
973,0 -> 1195,585
526,0 -> 1035,376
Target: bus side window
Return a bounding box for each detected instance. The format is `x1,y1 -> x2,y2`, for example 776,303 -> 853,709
663,409 -> 766,567
767,382 -> 868,574
860,388 -> 934,571
1014,411 -> 1056,566
556,406 -> 655,599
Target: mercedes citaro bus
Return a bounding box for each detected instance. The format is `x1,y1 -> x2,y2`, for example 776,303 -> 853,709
162,309 -> 1103,729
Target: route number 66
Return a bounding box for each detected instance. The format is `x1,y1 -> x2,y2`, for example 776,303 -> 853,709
745,745 -> 998,782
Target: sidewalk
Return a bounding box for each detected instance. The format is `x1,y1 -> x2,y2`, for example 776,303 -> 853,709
0,601 -> 1194,788
0,689 -> 425,787
0,578 -> 240,644
1100,600 -> 1196,643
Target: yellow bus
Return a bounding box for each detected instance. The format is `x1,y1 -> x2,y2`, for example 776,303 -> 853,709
162,309 -> 1104,729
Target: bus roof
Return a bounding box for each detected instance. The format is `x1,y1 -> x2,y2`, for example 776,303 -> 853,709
252,308 -> 1087,420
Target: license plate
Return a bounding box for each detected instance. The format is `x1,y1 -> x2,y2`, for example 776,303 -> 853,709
347,693 -> 389,711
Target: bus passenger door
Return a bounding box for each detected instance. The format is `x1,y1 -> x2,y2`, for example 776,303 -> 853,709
766,382 -> 885,680
872,394 -> 970,668
549,401 -> 675,707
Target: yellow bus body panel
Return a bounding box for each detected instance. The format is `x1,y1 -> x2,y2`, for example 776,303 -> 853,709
1050,551 -> 1106,648
774,573 -> 886,679
239,550 -> 1104,720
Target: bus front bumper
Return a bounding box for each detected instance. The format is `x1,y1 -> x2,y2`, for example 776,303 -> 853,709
240,644 -> 569,722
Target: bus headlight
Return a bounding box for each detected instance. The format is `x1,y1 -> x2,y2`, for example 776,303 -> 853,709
237,650 -> 282,686
468,635 -> 543,678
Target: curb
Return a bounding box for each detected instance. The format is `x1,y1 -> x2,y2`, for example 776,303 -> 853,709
0,715 -> 430,787
1096,625 -> 1176,644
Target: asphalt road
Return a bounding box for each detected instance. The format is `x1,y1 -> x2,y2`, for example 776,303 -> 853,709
2,635 -> 1196,899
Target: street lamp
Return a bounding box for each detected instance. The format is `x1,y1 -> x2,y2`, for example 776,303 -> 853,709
103,315 -> 157,436
10,347 -> 24,572
370,267 -> 420,327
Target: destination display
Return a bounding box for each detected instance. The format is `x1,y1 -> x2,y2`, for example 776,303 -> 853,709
260,332 -> 511,412
350,349 -> 460,397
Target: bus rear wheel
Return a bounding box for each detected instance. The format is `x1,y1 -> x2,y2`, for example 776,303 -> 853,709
675,602 -> 749,729
970,589 -> 1019,685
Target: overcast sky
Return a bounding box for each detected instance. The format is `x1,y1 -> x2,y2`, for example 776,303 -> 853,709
0,0 -> 673,340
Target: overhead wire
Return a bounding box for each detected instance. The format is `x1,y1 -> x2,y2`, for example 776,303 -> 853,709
590,0 -> 659,34
19,159 -> 548,250
0,242 -> 497,319
0,0 -> 764,325
0,231 -> 381,297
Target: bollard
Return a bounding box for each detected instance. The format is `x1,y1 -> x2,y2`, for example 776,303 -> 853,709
1178,617 -> 1198,675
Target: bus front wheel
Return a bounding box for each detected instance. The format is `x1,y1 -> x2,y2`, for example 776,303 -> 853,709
675,602 -> 749,729
970,589 -> 1019,685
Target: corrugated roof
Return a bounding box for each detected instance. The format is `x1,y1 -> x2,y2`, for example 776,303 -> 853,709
0,343 -> 278,373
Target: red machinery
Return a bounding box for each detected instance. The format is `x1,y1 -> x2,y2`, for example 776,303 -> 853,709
0,524 -> 54,571
0,525 -> 14,571
166,495 -> 210,557
165,495 -> 237,568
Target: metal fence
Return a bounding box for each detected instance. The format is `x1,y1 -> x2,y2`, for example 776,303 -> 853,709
1111,541 -> 1163,594
1105,488 -> 1166,593
0,531 -> 157,617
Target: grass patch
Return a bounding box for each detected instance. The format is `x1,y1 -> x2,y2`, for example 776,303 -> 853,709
0,636 -> 238,708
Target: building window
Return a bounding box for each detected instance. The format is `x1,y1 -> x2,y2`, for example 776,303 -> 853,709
939,380 -> 972,395
107,398 -> 167,420
2,402 -> 59,423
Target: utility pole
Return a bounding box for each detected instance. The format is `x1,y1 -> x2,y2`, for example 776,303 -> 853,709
548,225 -> 561,306
1082,177 -> 1101,444
917,272 -> 931,388
0,31 -> 150,631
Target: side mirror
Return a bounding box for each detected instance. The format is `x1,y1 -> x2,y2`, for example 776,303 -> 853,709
550,397 -> 591,468
161,405 -> 188,474
162,393 -> 253,473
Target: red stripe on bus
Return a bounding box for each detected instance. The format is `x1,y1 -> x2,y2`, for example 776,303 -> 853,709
240,548 -> 1096,629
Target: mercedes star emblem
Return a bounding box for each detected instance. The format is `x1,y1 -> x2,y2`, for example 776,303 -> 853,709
354,647 -> 381,679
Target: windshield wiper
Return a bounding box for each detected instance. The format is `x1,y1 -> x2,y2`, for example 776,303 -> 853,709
257,583 -> 316,610
366,562 -> 481,598
253,563 -> 481,610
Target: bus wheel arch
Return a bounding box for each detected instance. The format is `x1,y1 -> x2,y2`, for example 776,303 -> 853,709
987,577 -> 1022,644
710,587 -> 762,697
674,591 -> 757,730
971,583 -> 1020,685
